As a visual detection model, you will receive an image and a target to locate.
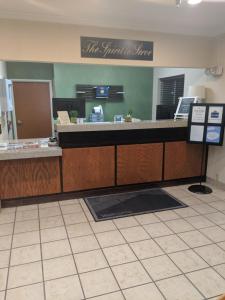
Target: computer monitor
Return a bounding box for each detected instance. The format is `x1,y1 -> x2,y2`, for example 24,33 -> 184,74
52,98 -> 85,119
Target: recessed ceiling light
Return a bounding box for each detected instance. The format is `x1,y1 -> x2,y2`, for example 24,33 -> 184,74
187,0 -> 202,5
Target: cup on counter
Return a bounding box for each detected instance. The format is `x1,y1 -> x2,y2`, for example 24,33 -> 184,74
76,118 -> 85,124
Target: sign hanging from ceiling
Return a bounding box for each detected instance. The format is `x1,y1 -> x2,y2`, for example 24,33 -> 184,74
80,36 -> 154,61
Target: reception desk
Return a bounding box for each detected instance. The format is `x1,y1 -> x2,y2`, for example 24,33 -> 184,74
56,120 -> 204,193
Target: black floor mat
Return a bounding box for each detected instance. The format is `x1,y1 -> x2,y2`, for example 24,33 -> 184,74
85,188 -> 187,221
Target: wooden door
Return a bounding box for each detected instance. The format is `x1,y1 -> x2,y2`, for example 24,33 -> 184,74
117,143 -> 163,185
13,82 -> 52,139
62,146 -> 115,192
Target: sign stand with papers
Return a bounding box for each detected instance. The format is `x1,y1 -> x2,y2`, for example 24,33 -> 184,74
187,103 -> 225,194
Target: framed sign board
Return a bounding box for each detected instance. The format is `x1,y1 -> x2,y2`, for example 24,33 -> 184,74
188,103 -> 225,146
80,37 -> 154,61
174,97 -> 199,119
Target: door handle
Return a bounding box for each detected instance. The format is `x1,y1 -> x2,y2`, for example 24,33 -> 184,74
17,120 -> 23,125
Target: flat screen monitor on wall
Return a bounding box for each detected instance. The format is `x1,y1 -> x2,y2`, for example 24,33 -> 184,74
52,98 -> 85,119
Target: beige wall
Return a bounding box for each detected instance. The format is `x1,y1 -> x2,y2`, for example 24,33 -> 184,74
204,35 -> 225,184
0,19 -> 214,68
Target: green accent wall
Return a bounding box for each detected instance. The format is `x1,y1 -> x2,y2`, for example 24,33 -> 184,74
6,62 -> 54,80
53,63 -> 153,121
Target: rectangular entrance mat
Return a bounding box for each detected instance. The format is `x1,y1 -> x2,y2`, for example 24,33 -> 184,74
85,188 -> 187,221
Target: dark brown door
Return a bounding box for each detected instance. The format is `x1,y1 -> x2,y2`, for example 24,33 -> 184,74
13,82 -> 52,139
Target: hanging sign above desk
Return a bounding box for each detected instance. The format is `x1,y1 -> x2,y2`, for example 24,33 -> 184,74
80,36 -> 154,61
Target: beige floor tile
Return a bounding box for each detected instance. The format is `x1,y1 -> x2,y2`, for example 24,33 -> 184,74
200,226 -> 225,243
123,283 -> 164,300
16,210 -> 38,222
80,268 -> 119,298
155,234 -> 189,253
134,213 -> 160,225
194,244 -> 225,266
39,216 -> 64,230
0,223 -> 14,237
185,215 -> 214,229
40,226 -> 67,243
43,255 -> 77,280
96,230 -> 126,248
195,194 -> 220,204
42,239 -> 71,260
90,291 -> 124,300
180,197 -> 203,206
103,244 -> 137,266
45,275 -> 84,300
0,291 -> 4,300
39,201 -> 59,209
209,201 -> 225,211
155,210 -> 179,221
142,255 -> 181,281
14,219 -> 39,234
0,208 -> 16,215
218,241 -> 225,250
165,219 -> 194,233
66,223 -> 93,238
39,207 -> 61,219
75,249 -> 108,273
178,230 -> 212,248
61,204 -> 83,214
0,250 -> 10,268
0,213 -> 15,225
112,261 -> 151,289
130,239 -> 164,260
144,222 -> 173,238
70,235 -> 99,253
8,261 -> 43,289
169,249 -> 208,273
192,204 -> 217,215
12,231 -> 40,248
63,212 -> 87,225
156,275 -> 203,300
120,226 -> 149,242
10,244 -> 41,266
187,268 -> 225,298
113,217 -> 138,229
90,220 -> 116,233
59,199 -> 80,206
6,283 -> 44,300
175,207 -> 199,218
0,268 -> 8,291
214,264 -> 225,279
205,212 -> 225,225
17,205 -> 38,212
0,235 -> 12,250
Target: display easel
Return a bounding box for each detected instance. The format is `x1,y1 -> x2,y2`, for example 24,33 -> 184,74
187,103 -> 225,195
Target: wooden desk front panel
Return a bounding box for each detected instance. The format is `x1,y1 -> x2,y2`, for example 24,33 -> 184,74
0,157 -> 61,199
62,146 -> 115,192
164,141 -> 203,180
117,143 -> 163,185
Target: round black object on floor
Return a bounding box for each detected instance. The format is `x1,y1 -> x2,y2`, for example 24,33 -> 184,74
188,184 -> 212,194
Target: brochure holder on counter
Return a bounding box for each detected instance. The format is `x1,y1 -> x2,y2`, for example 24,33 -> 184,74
187,103 -> 225,194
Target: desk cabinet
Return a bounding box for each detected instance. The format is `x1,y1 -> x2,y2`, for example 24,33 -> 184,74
164,141 -> 203,180
0,157 -> 61,199
62,146 -> 115,192
117,143 -> 163,185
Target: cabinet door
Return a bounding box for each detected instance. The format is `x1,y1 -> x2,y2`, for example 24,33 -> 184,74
62,146 -> 115,192
164,141 -> 203,180
0,157 -> 61,199
117,143 -> 163,185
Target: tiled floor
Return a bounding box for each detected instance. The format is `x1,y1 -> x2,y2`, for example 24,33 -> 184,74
1,184 -> 225,299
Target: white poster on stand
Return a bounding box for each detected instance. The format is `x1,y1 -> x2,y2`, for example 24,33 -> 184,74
190,125 -> 204,142
208,106 -> 223,124
191,106 -> 206,123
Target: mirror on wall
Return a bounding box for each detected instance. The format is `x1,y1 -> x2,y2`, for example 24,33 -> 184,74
0,61 -> 207,140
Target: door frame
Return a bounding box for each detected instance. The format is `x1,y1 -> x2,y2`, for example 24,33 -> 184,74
12,79 -> 54,139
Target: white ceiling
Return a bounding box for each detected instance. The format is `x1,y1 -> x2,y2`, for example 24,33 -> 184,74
0,0 -> 225,37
